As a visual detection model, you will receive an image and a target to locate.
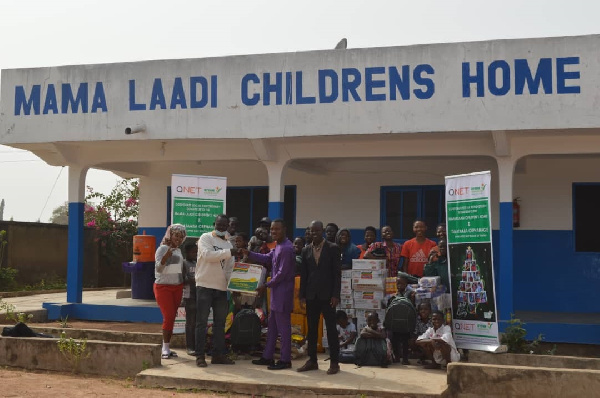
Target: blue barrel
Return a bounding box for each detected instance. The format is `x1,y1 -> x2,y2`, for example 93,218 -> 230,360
122,261 -> 155,300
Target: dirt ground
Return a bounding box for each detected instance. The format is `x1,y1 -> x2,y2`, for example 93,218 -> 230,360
4,321 -> 249,397
0,367 -> 249,397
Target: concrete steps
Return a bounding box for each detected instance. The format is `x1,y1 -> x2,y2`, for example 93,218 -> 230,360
136,355 -> 449,398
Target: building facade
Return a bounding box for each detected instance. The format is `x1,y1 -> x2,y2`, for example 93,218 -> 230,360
2,35 -> 599,343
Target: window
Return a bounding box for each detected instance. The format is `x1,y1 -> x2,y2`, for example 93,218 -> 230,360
226,186 -> 296,239
381,186 -> 445,241
573,183 -> 600,252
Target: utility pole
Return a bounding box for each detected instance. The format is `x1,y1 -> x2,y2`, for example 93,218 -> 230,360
0,199 -> 4,221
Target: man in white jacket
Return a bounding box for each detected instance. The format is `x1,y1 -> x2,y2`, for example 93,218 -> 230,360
195,214 -> 238,367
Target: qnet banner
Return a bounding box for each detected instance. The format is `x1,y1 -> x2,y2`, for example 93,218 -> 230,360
445,171 -> 500,352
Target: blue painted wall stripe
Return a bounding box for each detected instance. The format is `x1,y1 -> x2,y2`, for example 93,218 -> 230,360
67,202 -> 85,303
268,201 -> 284,220
498,202 -> 514,322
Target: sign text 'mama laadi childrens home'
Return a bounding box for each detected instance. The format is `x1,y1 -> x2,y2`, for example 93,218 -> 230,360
13,56 -> 581,116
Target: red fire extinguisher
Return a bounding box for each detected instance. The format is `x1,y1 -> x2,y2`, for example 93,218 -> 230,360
513,198 -> 520,228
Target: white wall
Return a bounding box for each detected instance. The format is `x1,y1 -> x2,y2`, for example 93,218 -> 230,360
515,155 -> 600,230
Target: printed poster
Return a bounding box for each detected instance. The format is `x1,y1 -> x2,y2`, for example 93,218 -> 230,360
445,171 -> 500,352
171,174 -> 227,238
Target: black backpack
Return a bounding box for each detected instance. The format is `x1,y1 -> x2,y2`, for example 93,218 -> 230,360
230,309 -> 261,346
354,337 -> 388,367
383,296 -> 417,333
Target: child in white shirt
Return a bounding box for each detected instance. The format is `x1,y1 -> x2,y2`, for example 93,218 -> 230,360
416,311 -> 460,369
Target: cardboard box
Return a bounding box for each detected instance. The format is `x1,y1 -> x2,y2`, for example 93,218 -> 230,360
227,263 -> 267,294
385,277 -> 397,295
352,269 -> 387,280
341,280 -> 352,290
419,276 -> 441,288
352,259 -> 386,270
341,270 -> 353,279
340,287 -> 353,295
353,290 -> 385,301
352,280 -> 386,291
339,292 -> 354,301
353,298 -> 383,309
338,298 -> 354,309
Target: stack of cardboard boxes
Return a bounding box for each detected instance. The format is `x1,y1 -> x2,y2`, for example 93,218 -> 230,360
352,259 -> 387,330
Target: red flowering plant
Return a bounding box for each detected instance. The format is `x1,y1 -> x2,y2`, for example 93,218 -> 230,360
84,179 -> 139,266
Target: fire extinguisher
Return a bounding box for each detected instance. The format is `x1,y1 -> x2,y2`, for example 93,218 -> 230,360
513,198 -> 520,228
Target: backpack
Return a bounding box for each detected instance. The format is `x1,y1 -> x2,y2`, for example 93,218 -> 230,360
383,296 -> 417,334
354,337 -> 389,367
229,309 -> 262,346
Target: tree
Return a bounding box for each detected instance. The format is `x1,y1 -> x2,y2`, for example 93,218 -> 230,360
49,201 -> 69,224
84,179 -> 139,267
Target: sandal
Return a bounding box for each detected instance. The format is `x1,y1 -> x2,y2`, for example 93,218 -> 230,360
161,351 -> 178,359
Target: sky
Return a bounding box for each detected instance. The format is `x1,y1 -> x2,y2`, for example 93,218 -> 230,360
1,0 -> 599,222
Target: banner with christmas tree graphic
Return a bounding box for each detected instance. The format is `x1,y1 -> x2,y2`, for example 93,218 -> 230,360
445,171 -> 500,352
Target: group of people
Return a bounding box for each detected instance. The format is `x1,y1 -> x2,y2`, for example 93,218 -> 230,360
152,214 -> 457,374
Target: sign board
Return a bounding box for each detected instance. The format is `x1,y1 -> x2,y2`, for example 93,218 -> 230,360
445,171 -> 500,352
171,174 -> 226,237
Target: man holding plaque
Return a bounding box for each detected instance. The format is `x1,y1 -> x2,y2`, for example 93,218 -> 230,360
241,218 -> 296,370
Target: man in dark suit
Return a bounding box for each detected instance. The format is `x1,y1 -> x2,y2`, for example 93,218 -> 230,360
297,220 -> 342,375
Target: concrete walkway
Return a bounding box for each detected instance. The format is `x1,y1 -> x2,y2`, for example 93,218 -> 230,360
138,353 -> 448,398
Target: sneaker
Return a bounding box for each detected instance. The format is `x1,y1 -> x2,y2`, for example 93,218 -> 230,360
296,360 -> 319,372
268,361 -> 292,370
196,356 -> 207,368
211,355 -> 235,365
252,357 -> 274,366
186,349 -> 197,356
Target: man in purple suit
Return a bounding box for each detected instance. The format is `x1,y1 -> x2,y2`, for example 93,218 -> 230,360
241,218 -> 296,370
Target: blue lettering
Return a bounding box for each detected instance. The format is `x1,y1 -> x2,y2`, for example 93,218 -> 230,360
462,62 -> 484,98
295,71 -> 316,104
342,68 -> 361,102
263,72 -> 282,106
412,64 -> 435,99
241,73 -> 260,106
285,72 -> 293,104
365,67 -> 386,101
61,83 -> 88,114
191,76 -> 209,108
318,69 -> 338,103
389,66 -> 410,101
15,85 -> 41,115
557,57 -> 580,94
488,60 -> 510,96
91,82 -> 107,113
129,80 -> 146,111
149,79 -> 166,110
514,58 -> 552,95
43,84 -> 58,114
170,77 -> 187,109
210,75 -> 217,108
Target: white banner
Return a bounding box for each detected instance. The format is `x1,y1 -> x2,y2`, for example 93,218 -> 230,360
445,171 -> 500,351
171,174 -> 227,238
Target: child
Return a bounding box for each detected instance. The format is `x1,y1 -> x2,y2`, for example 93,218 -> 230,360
234,232 -> 250,263
385,275 -> 416,364
410,301 -> 433,363
248,227 -> 270,254
336,310 -> 357,351
358,226 -> 377,259
416,311 -> 460,369
400,220 -> 437,277
182,241 -> 198,356
423,238 -> 450,291
357,312 -> 392,367
293,237 -> 305,275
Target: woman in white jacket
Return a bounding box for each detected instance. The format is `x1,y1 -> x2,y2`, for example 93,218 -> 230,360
154,223 -> 186,359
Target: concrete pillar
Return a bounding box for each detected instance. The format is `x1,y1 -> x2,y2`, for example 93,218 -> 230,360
264,161 -> 287,220
496,157 -> 515,322
67,165 -> 88,303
